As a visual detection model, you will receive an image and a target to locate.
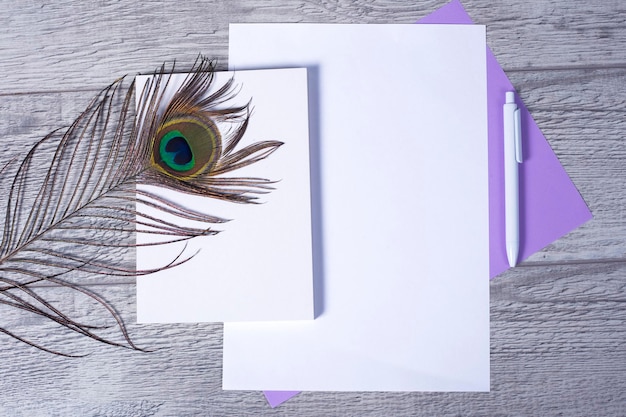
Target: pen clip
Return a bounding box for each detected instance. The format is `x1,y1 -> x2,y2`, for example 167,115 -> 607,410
514,108 -> 523,163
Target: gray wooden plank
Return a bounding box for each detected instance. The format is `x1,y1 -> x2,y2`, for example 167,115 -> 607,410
512,67 -> 626,263
0,263 -> 623,416
0,1 -> 624,94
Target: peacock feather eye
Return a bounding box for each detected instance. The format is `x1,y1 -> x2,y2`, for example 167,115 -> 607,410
152,116 -> 221,179
160,131 -> 194,171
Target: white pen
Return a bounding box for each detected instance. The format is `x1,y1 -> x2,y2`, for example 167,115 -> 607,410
503,91 -> 523,267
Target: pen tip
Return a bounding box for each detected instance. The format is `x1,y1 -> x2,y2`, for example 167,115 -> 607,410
507,247 -> 518,268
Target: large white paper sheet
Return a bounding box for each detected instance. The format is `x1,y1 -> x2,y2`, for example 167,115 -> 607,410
224,24 -> 490,391
136,68 -> 314,323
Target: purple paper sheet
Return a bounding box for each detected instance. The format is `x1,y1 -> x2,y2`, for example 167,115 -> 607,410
422,0 -> 592,277
263,390 -> 301,408
262,0 -> 592,407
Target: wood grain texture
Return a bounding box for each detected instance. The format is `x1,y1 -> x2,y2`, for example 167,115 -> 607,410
0,0 -> 625,415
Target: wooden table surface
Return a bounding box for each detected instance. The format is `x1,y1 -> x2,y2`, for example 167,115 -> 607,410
1,1 -> 624,415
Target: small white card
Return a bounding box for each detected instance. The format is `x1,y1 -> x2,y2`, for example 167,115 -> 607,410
135,68 -> 314,323
224,24 -> 490,391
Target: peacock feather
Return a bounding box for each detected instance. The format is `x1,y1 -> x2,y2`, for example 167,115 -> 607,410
0,57 -> 282,356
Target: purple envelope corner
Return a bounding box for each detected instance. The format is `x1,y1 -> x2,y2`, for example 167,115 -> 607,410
264,390 -> 300,408
417,0 -> 472,25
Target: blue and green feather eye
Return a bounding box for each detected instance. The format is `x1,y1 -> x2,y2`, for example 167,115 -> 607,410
152,116 -> 221,179
159,131 -> 195,171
